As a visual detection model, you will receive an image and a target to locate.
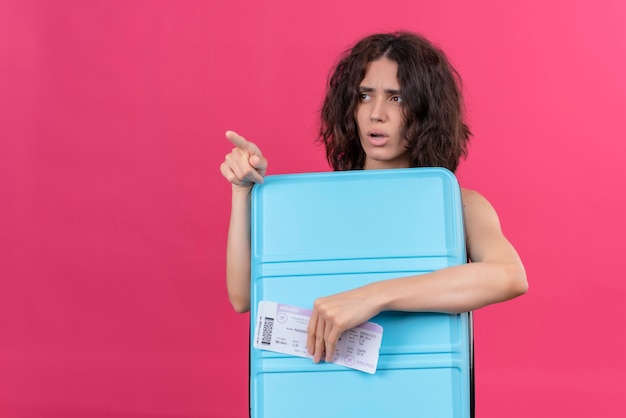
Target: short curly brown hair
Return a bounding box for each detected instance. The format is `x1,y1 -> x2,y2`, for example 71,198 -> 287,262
319,32 -> 471,172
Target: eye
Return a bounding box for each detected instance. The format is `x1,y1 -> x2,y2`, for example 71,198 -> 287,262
391,95 -> 404,103
359,93 -> 371,102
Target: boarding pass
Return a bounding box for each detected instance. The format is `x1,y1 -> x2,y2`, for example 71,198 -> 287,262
253,301 -> 383,374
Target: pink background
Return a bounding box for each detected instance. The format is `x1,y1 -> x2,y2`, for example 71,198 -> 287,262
1,1 -> 625,417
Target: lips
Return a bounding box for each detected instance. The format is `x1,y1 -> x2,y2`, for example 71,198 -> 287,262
367,131 -> 389,146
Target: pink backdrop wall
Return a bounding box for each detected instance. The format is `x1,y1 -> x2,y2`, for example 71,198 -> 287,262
2,1 -> 625,417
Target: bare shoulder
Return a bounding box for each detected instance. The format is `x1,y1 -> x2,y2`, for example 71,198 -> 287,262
460,188 -> 512,262
460,188 -> 500,225
460,188 -> 481,201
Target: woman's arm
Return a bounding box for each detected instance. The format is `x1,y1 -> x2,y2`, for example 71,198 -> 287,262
225,187 -> 253,312
220,131 -> 267,313
306,188 -> 528,362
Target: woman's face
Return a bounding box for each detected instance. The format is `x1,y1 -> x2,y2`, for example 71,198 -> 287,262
356,57 -> 410,170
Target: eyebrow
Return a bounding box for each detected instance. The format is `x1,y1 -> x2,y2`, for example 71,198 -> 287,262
359,86 -> 402,95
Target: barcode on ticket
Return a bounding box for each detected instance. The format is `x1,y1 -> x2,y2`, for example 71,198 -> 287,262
260,317 -> 274,345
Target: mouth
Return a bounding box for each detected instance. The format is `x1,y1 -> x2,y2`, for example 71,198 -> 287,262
369,131 -> 388,139
366,131 -> 389,146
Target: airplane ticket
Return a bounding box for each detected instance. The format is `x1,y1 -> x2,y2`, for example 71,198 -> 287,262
253,301 -> 383,374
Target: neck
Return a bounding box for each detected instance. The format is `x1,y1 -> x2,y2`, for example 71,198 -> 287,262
363,158 -> 411,170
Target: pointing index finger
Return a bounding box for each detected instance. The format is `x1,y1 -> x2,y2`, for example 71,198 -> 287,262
225,130 -> 263,157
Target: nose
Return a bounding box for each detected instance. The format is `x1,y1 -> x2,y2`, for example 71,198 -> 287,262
369,97 -> 387,122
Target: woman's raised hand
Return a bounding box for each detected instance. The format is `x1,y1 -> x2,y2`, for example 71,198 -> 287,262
220,131 -> 268,190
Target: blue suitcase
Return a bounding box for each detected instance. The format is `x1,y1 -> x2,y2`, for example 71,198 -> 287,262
249,167 -> 473,418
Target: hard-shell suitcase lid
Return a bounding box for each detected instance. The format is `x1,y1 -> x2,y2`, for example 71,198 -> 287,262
250,168 -> 471,418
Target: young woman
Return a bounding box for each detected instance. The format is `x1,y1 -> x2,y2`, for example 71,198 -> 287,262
220,32 -> 528,364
